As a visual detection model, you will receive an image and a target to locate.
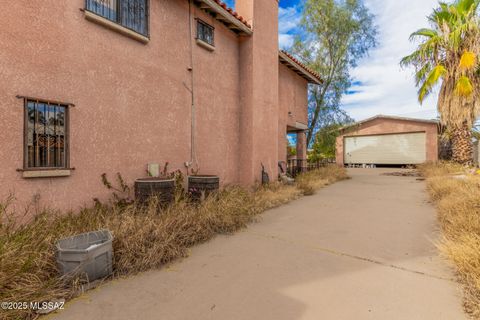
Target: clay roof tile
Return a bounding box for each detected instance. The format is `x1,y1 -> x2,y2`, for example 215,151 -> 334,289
280,50 -> 322,83
212,0 -> 252,29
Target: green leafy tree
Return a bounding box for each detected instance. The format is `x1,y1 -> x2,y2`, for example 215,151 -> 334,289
309,122 -> 352,162
287,143 -> 297,157
401,0 -> 480,164
292,0 -> 377,146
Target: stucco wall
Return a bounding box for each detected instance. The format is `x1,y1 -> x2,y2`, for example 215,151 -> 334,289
0,0 -> 249,212
237,0 -> 279,185
278,64 -> 309,162
335,118 -> 439,165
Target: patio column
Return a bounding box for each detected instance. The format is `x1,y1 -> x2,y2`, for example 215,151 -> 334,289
296,130 -> 307,172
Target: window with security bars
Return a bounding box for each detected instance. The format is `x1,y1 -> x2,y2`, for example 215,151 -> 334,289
24,99 -> 69,169
197,20 -> 214,46
85,0 -> 149,36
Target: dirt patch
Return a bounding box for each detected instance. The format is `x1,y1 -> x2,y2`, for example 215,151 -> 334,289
381,170 -> 421,177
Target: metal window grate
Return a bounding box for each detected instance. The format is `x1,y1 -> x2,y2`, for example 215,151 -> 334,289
25,99 -> 69,169
197,20 -> 214,46
85,0 -> 149,37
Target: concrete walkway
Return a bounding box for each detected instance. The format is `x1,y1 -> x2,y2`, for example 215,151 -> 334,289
53,169 -> 466,320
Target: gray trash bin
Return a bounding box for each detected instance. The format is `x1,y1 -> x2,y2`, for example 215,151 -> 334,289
56,230 -> 113,281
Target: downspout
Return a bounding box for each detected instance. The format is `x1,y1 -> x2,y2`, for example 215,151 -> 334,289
187,0 -> 198,172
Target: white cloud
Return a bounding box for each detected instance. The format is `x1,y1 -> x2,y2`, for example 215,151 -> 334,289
341,0 -> 439,121
279,34 -> 295,49
278,5 -> 302,50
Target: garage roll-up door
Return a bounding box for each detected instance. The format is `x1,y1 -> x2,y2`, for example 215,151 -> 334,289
344,132 -> 426,165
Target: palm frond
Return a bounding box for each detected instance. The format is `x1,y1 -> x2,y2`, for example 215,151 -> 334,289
400,50 -> 422,67
459,51 -> 477,70
431,2 -> 452,22
409,28 -> 438,40
418,65 -> 447,103
455,0 -> 477,15
402,36 -> 441,68
455,76 -> 474,96
415,63 -> 433,86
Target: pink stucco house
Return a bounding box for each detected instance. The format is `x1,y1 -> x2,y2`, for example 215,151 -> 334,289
0,0 -> 321,211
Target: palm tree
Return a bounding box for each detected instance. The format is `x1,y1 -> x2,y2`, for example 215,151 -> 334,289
401,0 -> 480,164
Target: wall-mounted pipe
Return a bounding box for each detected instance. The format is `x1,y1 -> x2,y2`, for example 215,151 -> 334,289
187,0 -> 198,171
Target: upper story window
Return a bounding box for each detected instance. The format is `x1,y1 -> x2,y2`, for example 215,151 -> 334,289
24,99 -> 69,169
85,0 -> 149,37
197,20 -> 214,47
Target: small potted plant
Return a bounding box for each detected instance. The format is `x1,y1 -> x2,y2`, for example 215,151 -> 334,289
187,166 -> 219,201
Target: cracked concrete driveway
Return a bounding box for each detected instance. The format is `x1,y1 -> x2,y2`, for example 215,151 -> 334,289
53,168 -> 466,320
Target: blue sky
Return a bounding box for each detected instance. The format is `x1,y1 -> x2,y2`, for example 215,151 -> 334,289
225,0 -> 441,122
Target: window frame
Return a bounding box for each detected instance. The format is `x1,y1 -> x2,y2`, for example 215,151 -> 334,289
84,0 -> 150,38
22,97 -> 71,171
196,19 -> 215,47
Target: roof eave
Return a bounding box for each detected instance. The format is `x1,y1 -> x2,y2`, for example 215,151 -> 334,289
196,0 -> 253,36
279,51 -> 322,85
339,115 -> 440,133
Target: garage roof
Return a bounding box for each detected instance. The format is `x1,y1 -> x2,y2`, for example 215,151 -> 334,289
339,115 -> 439,133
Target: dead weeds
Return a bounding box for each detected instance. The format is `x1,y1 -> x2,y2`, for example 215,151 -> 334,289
419,162 -> 480,319
0,165 -> 347,319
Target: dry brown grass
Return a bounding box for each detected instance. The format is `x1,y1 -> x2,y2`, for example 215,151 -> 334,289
254,182 -> 303,210
296,165 -> 349,195
0,165 -> 347,319
417,161 -> 466,178
419,162 -> 480,318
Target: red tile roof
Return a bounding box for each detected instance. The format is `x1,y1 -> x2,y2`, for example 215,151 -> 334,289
212,0 -> 252,29
280,50 -> 322,84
